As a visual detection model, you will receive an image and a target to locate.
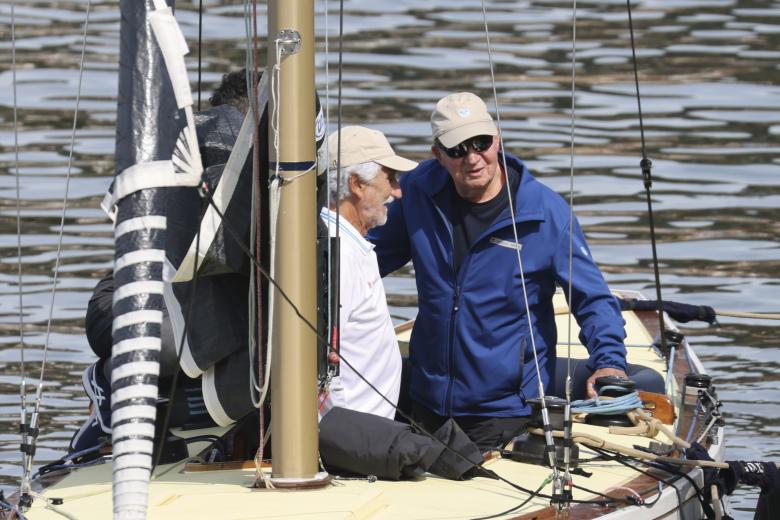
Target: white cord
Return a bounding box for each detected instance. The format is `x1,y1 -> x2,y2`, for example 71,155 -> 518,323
279,163 -> 316,183
271,41 -> 282,183
249,51 -> 283,407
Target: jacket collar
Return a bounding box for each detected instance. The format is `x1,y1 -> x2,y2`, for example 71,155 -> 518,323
415,152 -> 545,223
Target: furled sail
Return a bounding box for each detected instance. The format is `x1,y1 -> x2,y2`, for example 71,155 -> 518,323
111,0 -> 200,518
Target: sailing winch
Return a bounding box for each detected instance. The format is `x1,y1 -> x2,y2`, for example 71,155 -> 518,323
584,376 -> 638,428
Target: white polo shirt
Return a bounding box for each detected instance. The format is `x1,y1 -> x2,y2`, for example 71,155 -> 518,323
319,208 -> 402,420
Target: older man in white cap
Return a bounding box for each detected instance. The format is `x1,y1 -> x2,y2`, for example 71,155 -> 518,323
367,93 -> 629,451
319,125 -> 417,420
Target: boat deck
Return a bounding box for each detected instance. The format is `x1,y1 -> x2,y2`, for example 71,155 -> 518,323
23,292 -> 723,519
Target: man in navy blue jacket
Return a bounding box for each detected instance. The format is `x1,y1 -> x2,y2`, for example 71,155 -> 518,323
367,92 -> 628,450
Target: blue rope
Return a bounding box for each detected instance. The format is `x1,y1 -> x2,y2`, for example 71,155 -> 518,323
571,388 -> 642,415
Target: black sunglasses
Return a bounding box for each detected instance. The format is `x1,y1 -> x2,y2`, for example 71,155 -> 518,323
435,134 -> 494,159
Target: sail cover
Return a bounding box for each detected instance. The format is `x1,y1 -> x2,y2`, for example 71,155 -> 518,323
111,0 -> 200,517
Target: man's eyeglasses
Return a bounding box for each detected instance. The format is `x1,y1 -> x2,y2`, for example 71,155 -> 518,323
435,134 -> 494,159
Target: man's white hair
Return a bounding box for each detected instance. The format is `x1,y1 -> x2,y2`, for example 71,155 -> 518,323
327,161 -> 382,204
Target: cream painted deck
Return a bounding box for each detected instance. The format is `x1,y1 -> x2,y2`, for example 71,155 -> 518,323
28,292 -> 696,520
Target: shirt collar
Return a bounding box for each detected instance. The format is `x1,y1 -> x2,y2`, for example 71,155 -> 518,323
320,207 -> 375,256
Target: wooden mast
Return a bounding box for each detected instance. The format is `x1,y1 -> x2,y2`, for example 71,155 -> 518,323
267,0 -> 326,484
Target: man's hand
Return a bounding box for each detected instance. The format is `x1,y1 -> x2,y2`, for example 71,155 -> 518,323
586,367 -> 628,398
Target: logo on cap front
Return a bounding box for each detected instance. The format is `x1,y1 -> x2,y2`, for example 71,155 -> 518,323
458,107 -> 470,118
315,108 -> 326,141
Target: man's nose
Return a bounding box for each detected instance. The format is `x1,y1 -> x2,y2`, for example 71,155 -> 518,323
390,184 -> 402,199
464,150 -> 480,164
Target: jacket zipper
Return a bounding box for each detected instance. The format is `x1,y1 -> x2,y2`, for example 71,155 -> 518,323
518,336 -> 526,394
445,253 -> 473,416
432,201 -> 459,417
444,284 -> 458,416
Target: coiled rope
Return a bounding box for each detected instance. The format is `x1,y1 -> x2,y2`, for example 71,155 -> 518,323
571,389 -> 643,415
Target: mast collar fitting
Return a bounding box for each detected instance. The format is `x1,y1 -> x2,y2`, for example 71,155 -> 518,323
276,29 -> 302,55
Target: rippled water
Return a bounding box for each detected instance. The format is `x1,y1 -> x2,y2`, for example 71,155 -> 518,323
1,1 -> 778,517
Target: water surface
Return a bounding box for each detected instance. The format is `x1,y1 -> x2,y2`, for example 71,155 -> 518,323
0,1 -> 778,517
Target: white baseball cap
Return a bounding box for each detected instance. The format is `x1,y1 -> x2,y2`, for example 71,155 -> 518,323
328,126 -> 418,172
431,92 -> 498,148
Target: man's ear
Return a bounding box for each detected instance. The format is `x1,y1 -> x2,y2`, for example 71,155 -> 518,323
432,145 -> 444,165
347,172 -> 364,198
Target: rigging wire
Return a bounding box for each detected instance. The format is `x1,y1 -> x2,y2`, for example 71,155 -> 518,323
562,0 -> 579,509
625,0 -> 668,357
11,0 -> 31,500
20,2 -> 92,504
479,0 -> 559,479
